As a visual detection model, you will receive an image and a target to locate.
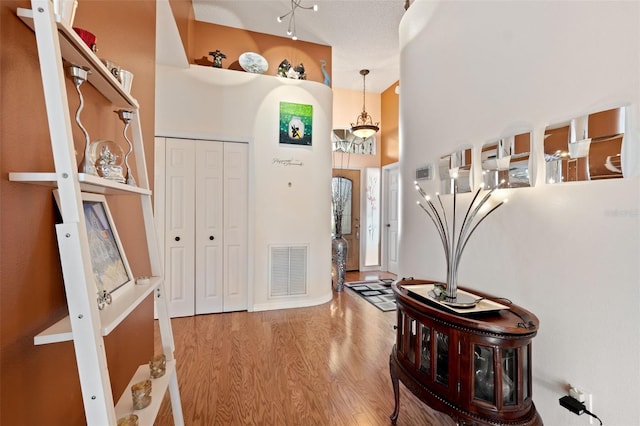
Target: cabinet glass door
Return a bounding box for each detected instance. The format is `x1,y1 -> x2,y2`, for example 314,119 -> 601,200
502,348 -> 518,406
419,324 -> 431,376
474,345 -> 495,404
435,331 -> 449,385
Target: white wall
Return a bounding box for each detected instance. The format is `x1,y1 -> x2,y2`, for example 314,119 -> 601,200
400,1 -> 639,425
156,64 -> 333,311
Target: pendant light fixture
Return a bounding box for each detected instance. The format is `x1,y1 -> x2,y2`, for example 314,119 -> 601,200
277,0 -> 318,41
351,69 -> 379,139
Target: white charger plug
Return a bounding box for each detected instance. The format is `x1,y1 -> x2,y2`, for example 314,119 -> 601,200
569,386 -> 586,403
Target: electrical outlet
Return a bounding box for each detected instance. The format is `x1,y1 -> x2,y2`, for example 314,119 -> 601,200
569,386 -> 585,402
586,394 -> 593,425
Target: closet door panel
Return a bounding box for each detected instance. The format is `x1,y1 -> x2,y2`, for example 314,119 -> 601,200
165,138 -> 196,317
222,143 -> 248,311
195,141 -> 224,315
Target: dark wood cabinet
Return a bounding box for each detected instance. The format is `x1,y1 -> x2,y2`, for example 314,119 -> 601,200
390,279 -> 542,425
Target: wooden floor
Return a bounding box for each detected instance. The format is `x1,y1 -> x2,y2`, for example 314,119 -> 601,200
154,271 -> 454,425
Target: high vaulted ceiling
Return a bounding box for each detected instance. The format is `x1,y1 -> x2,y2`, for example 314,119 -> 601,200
191,0 -> 408,93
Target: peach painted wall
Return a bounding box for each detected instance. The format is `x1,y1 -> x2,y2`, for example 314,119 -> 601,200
332,87 -> 382,169
169,0 -> 195,62
381,81 -> 399,166
0,0 -> 156,423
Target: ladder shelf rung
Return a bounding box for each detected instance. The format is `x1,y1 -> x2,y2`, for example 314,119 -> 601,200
9,172 -> 151,196
114,360 -> 177,424
34,277 -> 162,345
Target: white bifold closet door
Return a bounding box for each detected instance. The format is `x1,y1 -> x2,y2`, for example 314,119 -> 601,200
165,138 -> 248,317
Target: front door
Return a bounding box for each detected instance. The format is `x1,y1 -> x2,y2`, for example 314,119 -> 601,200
332,169 -> 360,271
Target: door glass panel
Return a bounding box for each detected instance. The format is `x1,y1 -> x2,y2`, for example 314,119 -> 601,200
435,331 -> 448,385
331,177 -> 352,234
474,345 -> 495,404
502,348 -> 517,406
419,325 -> 431,376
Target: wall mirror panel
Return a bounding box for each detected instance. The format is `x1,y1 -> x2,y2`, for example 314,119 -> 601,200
481,132 -> 532,189
544,107 -> 625,184
439,147 -> 472,194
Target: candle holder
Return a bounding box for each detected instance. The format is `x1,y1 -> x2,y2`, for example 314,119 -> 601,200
131,379 -> 151,410
149,354 -> 166,379
117,414 -> 139,426
67,65 -> 96,176
116,109 -> 136,186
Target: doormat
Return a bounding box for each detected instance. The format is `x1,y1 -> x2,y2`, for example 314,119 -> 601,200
345,280 -> 397,312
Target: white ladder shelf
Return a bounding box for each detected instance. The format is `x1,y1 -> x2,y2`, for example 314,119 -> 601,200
13,1 -> 183,424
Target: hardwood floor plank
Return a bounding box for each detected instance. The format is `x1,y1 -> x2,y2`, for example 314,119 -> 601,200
154,272 -> 454,425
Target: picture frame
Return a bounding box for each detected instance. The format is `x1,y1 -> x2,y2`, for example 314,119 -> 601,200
54,191 -> 134,307
279,101 -> 313,146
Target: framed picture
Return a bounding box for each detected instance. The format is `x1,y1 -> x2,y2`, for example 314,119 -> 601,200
279,101 -> 313,146
54,192 -> 134,304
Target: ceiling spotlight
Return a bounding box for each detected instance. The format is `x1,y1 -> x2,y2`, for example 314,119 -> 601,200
351,69 -> 379,139
276,0 -> 318,41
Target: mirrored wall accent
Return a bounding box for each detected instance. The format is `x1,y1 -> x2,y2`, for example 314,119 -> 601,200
544,106 -> 625,184
439,147 -> 472,194
481,132 -> 532,189
332,128 -> 376,155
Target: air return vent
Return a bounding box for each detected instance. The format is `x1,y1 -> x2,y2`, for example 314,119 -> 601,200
269,245 -> 308,297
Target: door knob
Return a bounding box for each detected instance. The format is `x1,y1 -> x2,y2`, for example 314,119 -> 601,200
175,236 -> 180,242
209,236 -> 215,240
386,224 -> 391,227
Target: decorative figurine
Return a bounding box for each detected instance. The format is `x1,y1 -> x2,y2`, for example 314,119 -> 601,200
209,50 -> 226,68
96,145 -> 124,182
277,59 -> 306,79
293,62 -> 306,80
277,59 -> 291,77
320,59 -> 331,86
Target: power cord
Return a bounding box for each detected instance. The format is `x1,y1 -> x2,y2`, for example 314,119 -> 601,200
559,395 -> 603,425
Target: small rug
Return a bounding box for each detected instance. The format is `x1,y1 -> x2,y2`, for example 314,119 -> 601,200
345,280 -> 397,312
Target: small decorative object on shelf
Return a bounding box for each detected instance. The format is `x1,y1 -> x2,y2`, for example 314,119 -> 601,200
117,414 -> 139,426
116,109 -> 136,186
293,63 -> 306,80
135,276 -> 150,285
277,59 -> 291,77
276,59 -> 306,79
414,180 -> 507,306
208,50 -> 226,68
72,27 -> 96,52
90,140 -> 125,183
67,65 -> 96,176
131,379 -> 152,410
238,52 -> 268,74
96,289 -> 112,311
320,59 -> 330,86
54,0 -> 78,26
119,69 -> 133,94
149,354 -> 166,379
